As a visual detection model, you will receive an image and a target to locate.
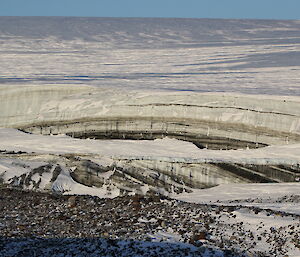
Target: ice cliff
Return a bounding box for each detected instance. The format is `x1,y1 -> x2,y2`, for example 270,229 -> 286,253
0,85 -> 299,147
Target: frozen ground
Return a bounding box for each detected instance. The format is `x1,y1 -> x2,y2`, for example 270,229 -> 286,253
0,189 -> 299,257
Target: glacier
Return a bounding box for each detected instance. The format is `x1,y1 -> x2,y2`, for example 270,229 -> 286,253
1,17 -> 300,257
0,17 -> 299,197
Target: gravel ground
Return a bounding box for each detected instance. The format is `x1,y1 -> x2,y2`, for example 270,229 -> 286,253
0,188 -> 299,256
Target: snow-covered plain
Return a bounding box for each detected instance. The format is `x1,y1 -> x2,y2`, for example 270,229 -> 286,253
1,17 -> 300,95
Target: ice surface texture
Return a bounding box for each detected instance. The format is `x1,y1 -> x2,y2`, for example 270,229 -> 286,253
0,17 -> 300,95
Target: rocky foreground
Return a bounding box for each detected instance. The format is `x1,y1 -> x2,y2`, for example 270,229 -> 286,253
0,188 -> 299,256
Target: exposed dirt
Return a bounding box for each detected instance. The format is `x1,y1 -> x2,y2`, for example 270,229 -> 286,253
0,188 -> 299,256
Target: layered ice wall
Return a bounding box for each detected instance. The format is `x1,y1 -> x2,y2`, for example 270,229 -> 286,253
0,85 -> 299,147
0,128 -> 299,194
2,84 -> 299,190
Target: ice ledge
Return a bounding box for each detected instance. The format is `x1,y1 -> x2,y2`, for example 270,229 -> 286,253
0,128 -> 299,165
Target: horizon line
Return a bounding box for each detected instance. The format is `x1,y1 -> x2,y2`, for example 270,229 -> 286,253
0,15 -> 299,22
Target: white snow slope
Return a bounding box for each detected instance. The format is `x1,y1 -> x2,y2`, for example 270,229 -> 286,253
0,128 -> 299,165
